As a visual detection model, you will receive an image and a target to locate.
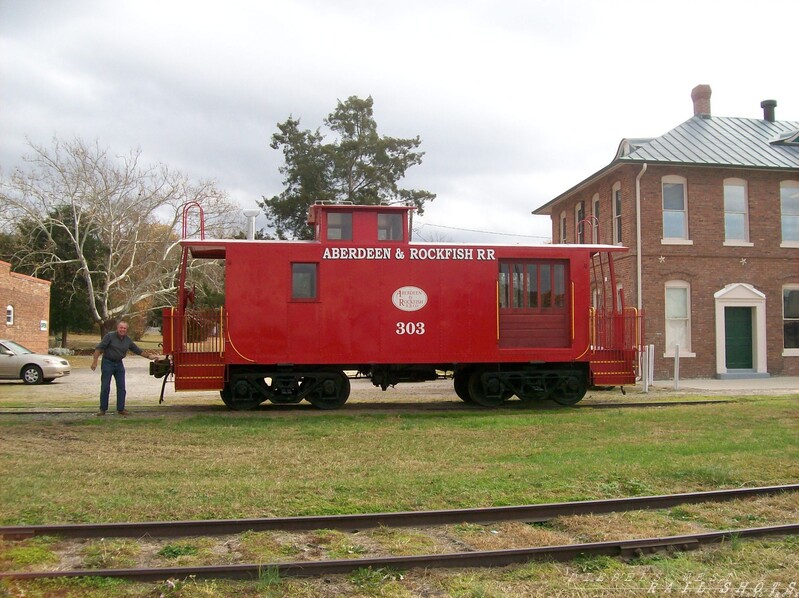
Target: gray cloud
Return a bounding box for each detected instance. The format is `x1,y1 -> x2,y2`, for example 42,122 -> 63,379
2,0 -> 796,244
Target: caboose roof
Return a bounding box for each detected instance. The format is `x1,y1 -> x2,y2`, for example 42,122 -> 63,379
181,239 -> 312,259
181,238 -> 628,260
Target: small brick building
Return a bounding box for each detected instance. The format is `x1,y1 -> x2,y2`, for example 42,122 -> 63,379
534,86 -> 799,380
0,260 -> 51,354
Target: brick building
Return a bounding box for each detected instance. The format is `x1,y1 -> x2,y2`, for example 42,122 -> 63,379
534,86 -> 799,379
0,260 -> 51,354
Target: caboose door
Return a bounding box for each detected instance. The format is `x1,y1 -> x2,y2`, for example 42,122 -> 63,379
497,260 -> 570,348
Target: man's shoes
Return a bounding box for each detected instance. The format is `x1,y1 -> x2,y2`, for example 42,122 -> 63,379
117,409 -> 130,416
95,410 -> 106,416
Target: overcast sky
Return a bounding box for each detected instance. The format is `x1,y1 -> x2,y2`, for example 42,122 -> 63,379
1,0 -> 797,243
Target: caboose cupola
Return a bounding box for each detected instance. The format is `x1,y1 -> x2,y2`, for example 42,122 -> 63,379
307,202 -> 412,244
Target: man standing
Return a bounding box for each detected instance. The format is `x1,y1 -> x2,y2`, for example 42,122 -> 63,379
91,321 -> 157,416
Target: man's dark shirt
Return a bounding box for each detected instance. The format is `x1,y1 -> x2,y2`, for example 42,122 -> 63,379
96,333 -> 143,362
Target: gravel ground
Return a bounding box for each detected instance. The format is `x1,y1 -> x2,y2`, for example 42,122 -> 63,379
0,355 -> 796,416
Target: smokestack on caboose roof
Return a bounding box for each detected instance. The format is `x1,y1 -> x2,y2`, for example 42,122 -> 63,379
243,209 -> 260,240
691,84 -> 712,118
761,99 -> 777,122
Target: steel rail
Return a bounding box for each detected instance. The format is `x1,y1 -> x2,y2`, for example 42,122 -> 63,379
0,399 -> 740,417
2,484 -> 797,541
2,524 -> 797,582
577,400 -> 733,409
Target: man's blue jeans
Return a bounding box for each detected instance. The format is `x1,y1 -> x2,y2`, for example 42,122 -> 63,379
100,358 -> 126,412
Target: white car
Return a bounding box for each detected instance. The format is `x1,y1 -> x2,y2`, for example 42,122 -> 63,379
0,339 -> 71,384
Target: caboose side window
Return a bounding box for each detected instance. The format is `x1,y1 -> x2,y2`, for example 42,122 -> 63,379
327,212 -> 353,241
500,261 -> 566,312
540,264 -> 552,307
499,264 -> 510,308
512,264 -> 524,308
292,263 -> 318,299
526,265 -> 538,308
499,259 -> 569,348
554,264 -> 566,307
378,213 -> 403,241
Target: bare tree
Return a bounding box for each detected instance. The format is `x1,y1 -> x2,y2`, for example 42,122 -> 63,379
0,137 -> 242,332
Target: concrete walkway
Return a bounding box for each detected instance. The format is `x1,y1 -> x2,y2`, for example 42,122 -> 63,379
650,376 -> 798,392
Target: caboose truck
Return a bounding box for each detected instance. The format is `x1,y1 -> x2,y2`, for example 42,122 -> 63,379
152,202 -> 643,410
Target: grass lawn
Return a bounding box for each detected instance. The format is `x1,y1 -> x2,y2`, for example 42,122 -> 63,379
1,395 -> 797,596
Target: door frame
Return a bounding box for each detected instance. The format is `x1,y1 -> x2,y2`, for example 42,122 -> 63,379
713,283 -> 767,377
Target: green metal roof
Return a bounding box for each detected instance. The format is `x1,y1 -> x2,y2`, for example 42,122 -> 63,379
618,115 -> 799,168
535,115 -> 799,215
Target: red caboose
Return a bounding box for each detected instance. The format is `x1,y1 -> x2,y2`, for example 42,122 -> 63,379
154,203 -> 643,409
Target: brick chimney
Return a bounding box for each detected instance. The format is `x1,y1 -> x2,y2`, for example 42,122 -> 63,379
691,84 -> 712,118
761,99 -> 777,122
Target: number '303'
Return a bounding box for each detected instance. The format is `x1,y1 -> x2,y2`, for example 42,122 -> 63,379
396,322 -> 426,335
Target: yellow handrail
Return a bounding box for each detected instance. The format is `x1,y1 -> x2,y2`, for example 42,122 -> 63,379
219,307 -> 225,357
496,280 -> 500,341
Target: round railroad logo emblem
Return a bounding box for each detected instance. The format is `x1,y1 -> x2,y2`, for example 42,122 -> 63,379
392,286 -> 428,312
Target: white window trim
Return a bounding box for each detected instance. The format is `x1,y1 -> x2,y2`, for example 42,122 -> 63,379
723,177 -> 750,244
784,283 -> 799,357
661,175 -> 689,242
612,182 -> 622,245
664,349 -> 696,358
664,281 -> 695,358
5,304 -> 12,326
781,180 -> 799,246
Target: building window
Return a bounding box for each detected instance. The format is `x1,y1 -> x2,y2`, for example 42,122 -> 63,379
592,193 -> 600,244
784,285 -> 799,352
327,212 -> 352,241
559,211 -> 567,243
662,175 -> 688,240
665,281 -> 692,356
575,201 -> 585,244
781,181 -> 799,245
291,263 -> 318,299
5,305 -> 12,326
377,213 -> 403,241
612,183 -> 622,244
724,178 -> 749,244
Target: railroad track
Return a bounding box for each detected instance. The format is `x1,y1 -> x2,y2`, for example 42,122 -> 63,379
2,524 -> 796,582
578,399 -> 734,409
3,484 -> 794,541
0,399 -> 736,417
2,485 -> 797,582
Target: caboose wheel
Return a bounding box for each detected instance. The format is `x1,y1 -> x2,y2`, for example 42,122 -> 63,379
220,386 -> 236,409
453,371 -> 473,402
306,370 -> 351,410
467,370 -> 511,407
220,377 -> 263,410
552,371 -> 587,406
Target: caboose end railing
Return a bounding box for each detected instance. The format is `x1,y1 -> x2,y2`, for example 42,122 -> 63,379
162,307 -> 226,391
589,307 -> 645,387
